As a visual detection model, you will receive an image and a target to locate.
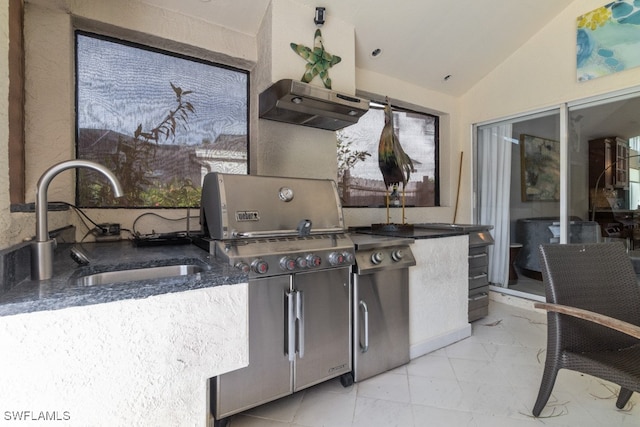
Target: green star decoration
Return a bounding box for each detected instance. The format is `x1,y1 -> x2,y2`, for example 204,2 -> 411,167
290,29 -> 341,89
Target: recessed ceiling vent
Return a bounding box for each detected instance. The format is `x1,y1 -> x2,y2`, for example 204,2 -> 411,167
259,79 -> 369,131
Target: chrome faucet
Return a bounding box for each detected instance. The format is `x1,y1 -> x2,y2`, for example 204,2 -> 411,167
31,160 -> 124,280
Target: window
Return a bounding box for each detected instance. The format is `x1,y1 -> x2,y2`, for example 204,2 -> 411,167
75,32 -> 249,208
629,136 -> 640,209
336,102 -> 438,207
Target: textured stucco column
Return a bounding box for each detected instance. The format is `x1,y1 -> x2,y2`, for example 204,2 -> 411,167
0,283 -> 248,426
409,235 -> 471,358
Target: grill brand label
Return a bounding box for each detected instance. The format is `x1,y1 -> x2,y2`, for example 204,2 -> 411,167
236,211 -> 260,221
328,363 -> 347,373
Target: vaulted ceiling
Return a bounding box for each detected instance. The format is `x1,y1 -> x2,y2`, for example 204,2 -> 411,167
138,0 -> 575,97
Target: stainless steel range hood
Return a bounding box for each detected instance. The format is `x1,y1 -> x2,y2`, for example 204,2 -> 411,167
259,79 -> 369,131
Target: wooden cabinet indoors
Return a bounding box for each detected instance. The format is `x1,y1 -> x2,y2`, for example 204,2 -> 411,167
589,136 -> 629,190
589,137 -> 629,211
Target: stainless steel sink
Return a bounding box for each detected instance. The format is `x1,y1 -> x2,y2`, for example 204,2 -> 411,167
74,264 -> 206,286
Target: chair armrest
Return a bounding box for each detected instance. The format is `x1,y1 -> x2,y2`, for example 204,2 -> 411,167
534,302 -> 640,340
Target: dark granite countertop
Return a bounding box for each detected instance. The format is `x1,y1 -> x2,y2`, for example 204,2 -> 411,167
0,241 -> 247,317
351,225 -> 466,240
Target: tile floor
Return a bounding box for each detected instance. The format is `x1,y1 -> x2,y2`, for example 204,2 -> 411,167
506,276 -> 545,299
225,297 -> 640,427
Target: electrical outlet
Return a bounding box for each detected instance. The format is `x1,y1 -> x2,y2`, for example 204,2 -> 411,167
93,223 -> 121,241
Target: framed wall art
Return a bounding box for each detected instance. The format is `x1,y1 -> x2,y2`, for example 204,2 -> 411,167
577,1 -> 640,81
520,134 -> 560,202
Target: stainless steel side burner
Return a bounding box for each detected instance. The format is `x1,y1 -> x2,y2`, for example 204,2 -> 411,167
349,234 -> 416,383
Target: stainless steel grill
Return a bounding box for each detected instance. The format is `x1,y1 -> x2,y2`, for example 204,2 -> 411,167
199,173 -> 355,427
198,172 -> 355,278
206,233 -> 354,278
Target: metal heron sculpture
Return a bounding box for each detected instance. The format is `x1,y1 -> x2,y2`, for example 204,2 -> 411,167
378,98 -> 414,224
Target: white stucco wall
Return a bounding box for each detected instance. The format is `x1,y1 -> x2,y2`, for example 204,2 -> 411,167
6,0 -> 259,247
348,69 -> 462,226
0,283 -> 248,426
463,0 -> 640,123
459,0 -> 640,223
409,235 -> 471,358
5,0 -> 640,248
255,0 -> 354,181
270,0 -> 355,95
2,0 -> 468,248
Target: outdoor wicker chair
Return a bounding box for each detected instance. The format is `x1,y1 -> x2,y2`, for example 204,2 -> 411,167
532,242 -> 640,417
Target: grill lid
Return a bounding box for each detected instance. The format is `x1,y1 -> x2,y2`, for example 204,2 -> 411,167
200,173 -> 347,240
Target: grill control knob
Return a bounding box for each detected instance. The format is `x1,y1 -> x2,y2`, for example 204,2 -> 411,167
306,254 -> 322,268
251,259 -> 269,274
328,251 -> 345,266
234,262 -> 250,273
280,256 -> 297,271
342,251 -> 355,264
296,256 -> 308,269
371,251 -> 385,265
391,249 -> 404,262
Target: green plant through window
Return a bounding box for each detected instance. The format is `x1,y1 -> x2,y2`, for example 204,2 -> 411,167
75,32 -> 248,208
336,102 -> 438,207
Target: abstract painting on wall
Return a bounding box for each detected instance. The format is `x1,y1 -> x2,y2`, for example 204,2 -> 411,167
577,1 -> 640,81
520,134 -> 560,202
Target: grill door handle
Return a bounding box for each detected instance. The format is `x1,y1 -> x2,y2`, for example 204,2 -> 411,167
296,290 -> 305,358
358,300 -> 369,353
286,291 -> 296,361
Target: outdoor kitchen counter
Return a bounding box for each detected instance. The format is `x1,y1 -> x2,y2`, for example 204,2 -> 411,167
350,225 -> 466,240
351,222 -> 496,240
0,240 -> 247,317
352,224 -> 474,359
0,239 -> 249,425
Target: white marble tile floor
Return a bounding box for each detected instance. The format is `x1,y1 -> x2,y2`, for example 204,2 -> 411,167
225,298 -> 640,427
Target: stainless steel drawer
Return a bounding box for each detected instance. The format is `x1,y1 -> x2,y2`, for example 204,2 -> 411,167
468,292 -> 489,322
468,252 -> 488,269
469,284 -> 489,296
469,273 -> 488,290
468,246 -> 487,257
469,265 -> 487,277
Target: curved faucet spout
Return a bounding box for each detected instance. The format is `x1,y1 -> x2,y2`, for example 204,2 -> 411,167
32,160 -> 124,280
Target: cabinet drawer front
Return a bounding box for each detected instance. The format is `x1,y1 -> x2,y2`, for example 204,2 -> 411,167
469,265 -> 487,277
468,291 -> 489,322
468,246 -> 487,257
468,253 -> 488,268
469,273 -> 488,290
469,291 -> 489,310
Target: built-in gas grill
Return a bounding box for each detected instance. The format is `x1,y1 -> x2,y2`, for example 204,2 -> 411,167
197,172 -> 355,277
202,233 -> 354,278
197,173 -> 355,427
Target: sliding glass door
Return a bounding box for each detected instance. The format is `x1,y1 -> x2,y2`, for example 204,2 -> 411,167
569,91 -> 640,252
475,87 -> 640,298
475,109 -> 561,292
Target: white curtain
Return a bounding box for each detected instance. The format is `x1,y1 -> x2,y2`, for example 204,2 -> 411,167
478,124 -> 512,287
